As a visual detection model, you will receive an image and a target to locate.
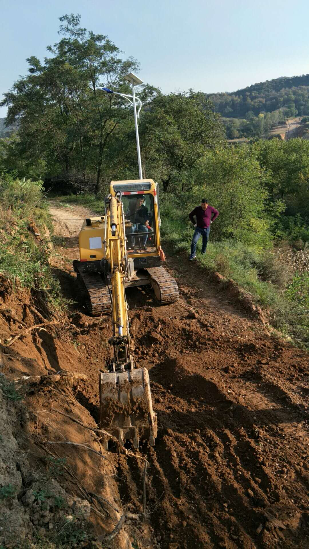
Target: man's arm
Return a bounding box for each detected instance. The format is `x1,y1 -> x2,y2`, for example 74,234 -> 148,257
211,207 -> 219,222
189,207 -> 197,225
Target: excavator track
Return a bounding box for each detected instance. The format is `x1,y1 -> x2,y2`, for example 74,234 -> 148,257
147,266 -> 179,304
77,270 -> 111,316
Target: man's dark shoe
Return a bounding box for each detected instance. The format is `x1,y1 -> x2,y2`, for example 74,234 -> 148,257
189,256 -> 196,261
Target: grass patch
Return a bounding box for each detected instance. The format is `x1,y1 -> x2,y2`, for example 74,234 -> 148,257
26,516 -> 91,548
46,457 -> 67,477
0,377 -> 23,401
49,193 -> 105,215
286,271 -> 309,308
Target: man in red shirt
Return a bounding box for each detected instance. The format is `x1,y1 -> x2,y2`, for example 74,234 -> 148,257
189,199 -> 219,260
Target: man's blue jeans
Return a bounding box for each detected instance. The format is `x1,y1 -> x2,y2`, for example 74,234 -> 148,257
129,223 -> 148,247
190,227 -> 210,258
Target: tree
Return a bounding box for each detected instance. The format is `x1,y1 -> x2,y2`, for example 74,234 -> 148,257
137,92 -> 224,193
254,139 -> 309,222
1,14 -> 139,193
192,146 -> 275,246
224,119 -> 240,139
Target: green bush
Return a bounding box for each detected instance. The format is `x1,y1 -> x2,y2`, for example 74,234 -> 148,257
254,139 -> 309,226
0,176 -> 46,217
0,484 -> 16,499
275,214 -> 309,245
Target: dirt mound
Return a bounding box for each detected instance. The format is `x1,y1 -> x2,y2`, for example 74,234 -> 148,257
0,282 -> 141,547
0,201 -> 308,548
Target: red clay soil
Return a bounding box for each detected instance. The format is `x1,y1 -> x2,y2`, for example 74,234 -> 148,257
0,202 -> 308,548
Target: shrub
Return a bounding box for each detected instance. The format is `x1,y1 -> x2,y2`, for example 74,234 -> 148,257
0,376 -> 23,401
0,484 -> 16,499
277,214 -> 309,245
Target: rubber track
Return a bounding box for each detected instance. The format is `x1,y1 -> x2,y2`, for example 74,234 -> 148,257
78,271 -> 111,316
147,266 -> 179,304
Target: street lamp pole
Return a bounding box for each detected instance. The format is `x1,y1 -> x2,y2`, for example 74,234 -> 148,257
131,82 -> 143,180
102,73 -> 144,180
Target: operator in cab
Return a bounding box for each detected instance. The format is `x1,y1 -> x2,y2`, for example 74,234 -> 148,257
129,195 -> 149,226
127,195 -> 151,248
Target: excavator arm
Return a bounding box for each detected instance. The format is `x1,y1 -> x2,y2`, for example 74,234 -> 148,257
99,195 -> 157,448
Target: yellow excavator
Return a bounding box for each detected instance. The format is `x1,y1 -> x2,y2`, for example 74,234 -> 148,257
73,179 -> 179,447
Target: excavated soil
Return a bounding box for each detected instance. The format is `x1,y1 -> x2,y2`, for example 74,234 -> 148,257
0,200 -> 308,548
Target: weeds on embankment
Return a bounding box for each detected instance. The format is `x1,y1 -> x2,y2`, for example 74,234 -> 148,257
0,175 -> 63,309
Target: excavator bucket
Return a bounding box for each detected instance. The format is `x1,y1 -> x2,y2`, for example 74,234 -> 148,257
99,367 -> 157,449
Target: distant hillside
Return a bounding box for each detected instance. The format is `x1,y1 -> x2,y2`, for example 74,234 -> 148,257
207,74 -> 309,118
206,74 -> 309,139
0,118 -> 17,138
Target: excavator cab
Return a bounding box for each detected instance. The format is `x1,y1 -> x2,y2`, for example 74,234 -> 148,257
109,179 -> 160,256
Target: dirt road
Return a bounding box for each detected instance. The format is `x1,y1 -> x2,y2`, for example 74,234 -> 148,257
1,201 -> 308,548
285,118 -> 302,140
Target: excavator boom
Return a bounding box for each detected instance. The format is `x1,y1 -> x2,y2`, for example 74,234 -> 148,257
99,194 -> 157,448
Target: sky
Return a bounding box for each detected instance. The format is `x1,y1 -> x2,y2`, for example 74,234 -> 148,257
1,0 -> 309,117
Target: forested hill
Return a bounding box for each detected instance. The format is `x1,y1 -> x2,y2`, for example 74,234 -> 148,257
2,73 -> 309,140
207,74 -> 309,119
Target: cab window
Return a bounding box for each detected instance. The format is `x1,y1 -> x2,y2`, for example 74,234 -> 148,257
122,194 -> 156,252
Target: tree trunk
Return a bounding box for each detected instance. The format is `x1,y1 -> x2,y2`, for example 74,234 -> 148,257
162,177 -> 171,193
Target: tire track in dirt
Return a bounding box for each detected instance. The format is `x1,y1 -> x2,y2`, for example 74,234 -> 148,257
48,201 -> 309,548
